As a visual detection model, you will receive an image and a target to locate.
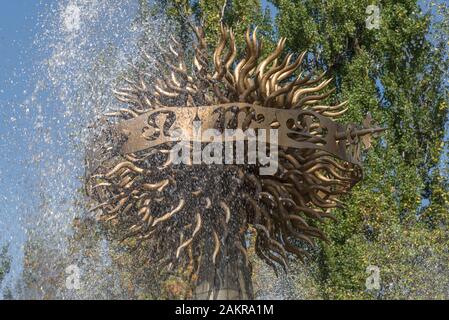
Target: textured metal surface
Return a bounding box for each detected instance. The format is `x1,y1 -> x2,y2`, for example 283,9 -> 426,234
85,24 -> 383,299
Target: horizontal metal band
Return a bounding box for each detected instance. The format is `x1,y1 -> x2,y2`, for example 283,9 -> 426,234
113,103 -> 379,166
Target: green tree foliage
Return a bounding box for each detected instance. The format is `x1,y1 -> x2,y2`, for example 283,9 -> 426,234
0,244 -> 12,299
0,244 -> 11,285
153,0 -> 274,48
272,0 -> 448,299
156,0 -> 448,299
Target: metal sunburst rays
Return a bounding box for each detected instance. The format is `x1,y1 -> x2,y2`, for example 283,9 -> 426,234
85,24 -> 383,284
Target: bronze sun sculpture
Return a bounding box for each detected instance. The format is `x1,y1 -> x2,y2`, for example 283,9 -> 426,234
85,24 -> 383,299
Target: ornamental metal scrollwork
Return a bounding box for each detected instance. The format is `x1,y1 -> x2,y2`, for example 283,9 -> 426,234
85,24 -> 384,298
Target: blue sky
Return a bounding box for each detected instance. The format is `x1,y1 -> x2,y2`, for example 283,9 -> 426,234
0,1 -> 43,242
0,1 -> 43,114
0,1 -> 49,288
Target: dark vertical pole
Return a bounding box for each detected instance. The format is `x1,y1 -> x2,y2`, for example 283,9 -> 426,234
193,237 -> 253,300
